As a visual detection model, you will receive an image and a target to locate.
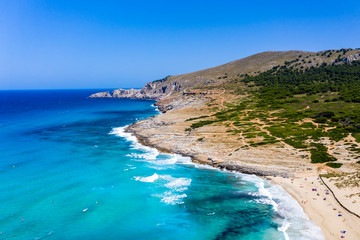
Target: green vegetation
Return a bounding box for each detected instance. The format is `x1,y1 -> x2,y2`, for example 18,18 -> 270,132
190,120 -> 217,129
326,162 -> 343,168
185,54 -> 360,167
185,115 -> 209,121
152,75 -> 171,83
236,60 -> 360,144
242,60 -> 360,103
310,150 -> 336,163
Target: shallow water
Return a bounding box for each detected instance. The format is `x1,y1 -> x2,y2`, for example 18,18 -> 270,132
0,90 -> 323,239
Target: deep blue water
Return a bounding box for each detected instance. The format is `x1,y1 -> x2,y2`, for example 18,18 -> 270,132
0,90 -> 323,240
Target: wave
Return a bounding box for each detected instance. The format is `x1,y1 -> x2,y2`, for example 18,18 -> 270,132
134,173 -> 192,205
150,103 -> 160,112
159,191 -> 187,205
160,175 -> 192,191
110,126 -> 159,159
134,173 -> 159,182
242,174 -> 323,240
127,151 -> 192,166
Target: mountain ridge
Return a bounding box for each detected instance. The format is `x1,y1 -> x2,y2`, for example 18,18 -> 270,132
90,48 -> 359,100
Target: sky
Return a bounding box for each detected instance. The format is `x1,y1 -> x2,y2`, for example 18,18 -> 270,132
1,0 -> 360,90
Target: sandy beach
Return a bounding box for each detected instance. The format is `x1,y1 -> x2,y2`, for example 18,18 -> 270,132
270,175 -> 360,240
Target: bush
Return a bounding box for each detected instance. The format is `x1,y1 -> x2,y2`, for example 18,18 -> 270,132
310,150 -> 337,163
326,162 -> 343,168
190,120 -> 217,129
311,143 -> 327,151
314,117 -> 328,123
185,115 -> 209,122
284,138 -> 308,148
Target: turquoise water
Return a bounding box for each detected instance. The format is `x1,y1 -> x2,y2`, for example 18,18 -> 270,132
0,90 -> 323,240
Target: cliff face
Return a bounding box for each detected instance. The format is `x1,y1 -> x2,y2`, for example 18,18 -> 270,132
89,80 -> 182,100
89,91 -> 112,98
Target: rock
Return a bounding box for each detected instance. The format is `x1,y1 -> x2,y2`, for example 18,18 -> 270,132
343,53 -> 360,64
112,89 -> 143,98
208,158 -> 218,164
89,91 -> 112,98
89,80 -> 183,100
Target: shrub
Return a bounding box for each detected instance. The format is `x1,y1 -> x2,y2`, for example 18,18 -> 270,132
190,120 -> 217,129
185,115 -> 209,121
326,162 -> 343,168
310,150 -> 337,163
314,117 -> 328,123
284,138 -> 308,148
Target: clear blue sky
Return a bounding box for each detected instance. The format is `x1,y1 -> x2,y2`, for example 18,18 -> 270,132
1,0 -> 360,90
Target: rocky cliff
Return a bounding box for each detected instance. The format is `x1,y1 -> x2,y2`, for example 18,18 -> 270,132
89,91 -> 112,98
89,79 -> 182,100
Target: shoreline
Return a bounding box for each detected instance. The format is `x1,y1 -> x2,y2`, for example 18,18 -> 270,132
119,125 -> 322,239
270,175 -> 360,240
125,105 -> 360,240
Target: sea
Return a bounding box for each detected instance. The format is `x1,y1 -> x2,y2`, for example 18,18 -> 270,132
0,89 -> 324,240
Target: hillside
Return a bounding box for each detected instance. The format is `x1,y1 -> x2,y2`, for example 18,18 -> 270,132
90,48 -> 360,99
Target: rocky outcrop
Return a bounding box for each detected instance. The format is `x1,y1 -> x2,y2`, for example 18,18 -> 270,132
344,51 -> 360,64
90,80 -> 182,100
89,91 -> 112,98
112,89 -> 143,98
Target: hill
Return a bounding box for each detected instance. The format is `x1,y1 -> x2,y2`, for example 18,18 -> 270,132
90,48 -> 360,99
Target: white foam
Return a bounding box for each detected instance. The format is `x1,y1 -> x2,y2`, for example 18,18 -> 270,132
164,177 -> 191,191
110,126 -> 159,159
109,126 -> 138,143
140,174 -> 192,205
154,154 -> 193,166
251,181 -> 278,211
172,154 -> 193,165
151,104 -> 160,112
195,164 -> 218,170
158,191 -> 187,205
242,174 -> 323,240
134,173 -> 159,182
127,152 -> 193,166
278,222 -> 290,240
270,184 -> 324,240
148,166 -> 168,170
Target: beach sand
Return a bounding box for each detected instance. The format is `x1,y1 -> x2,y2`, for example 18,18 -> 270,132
270,175 -> 360,240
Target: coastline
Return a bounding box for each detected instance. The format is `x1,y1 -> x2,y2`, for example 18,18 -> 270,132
118,125 -> 323,240
270,175 -> 360,240
125,101 -> 360,240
